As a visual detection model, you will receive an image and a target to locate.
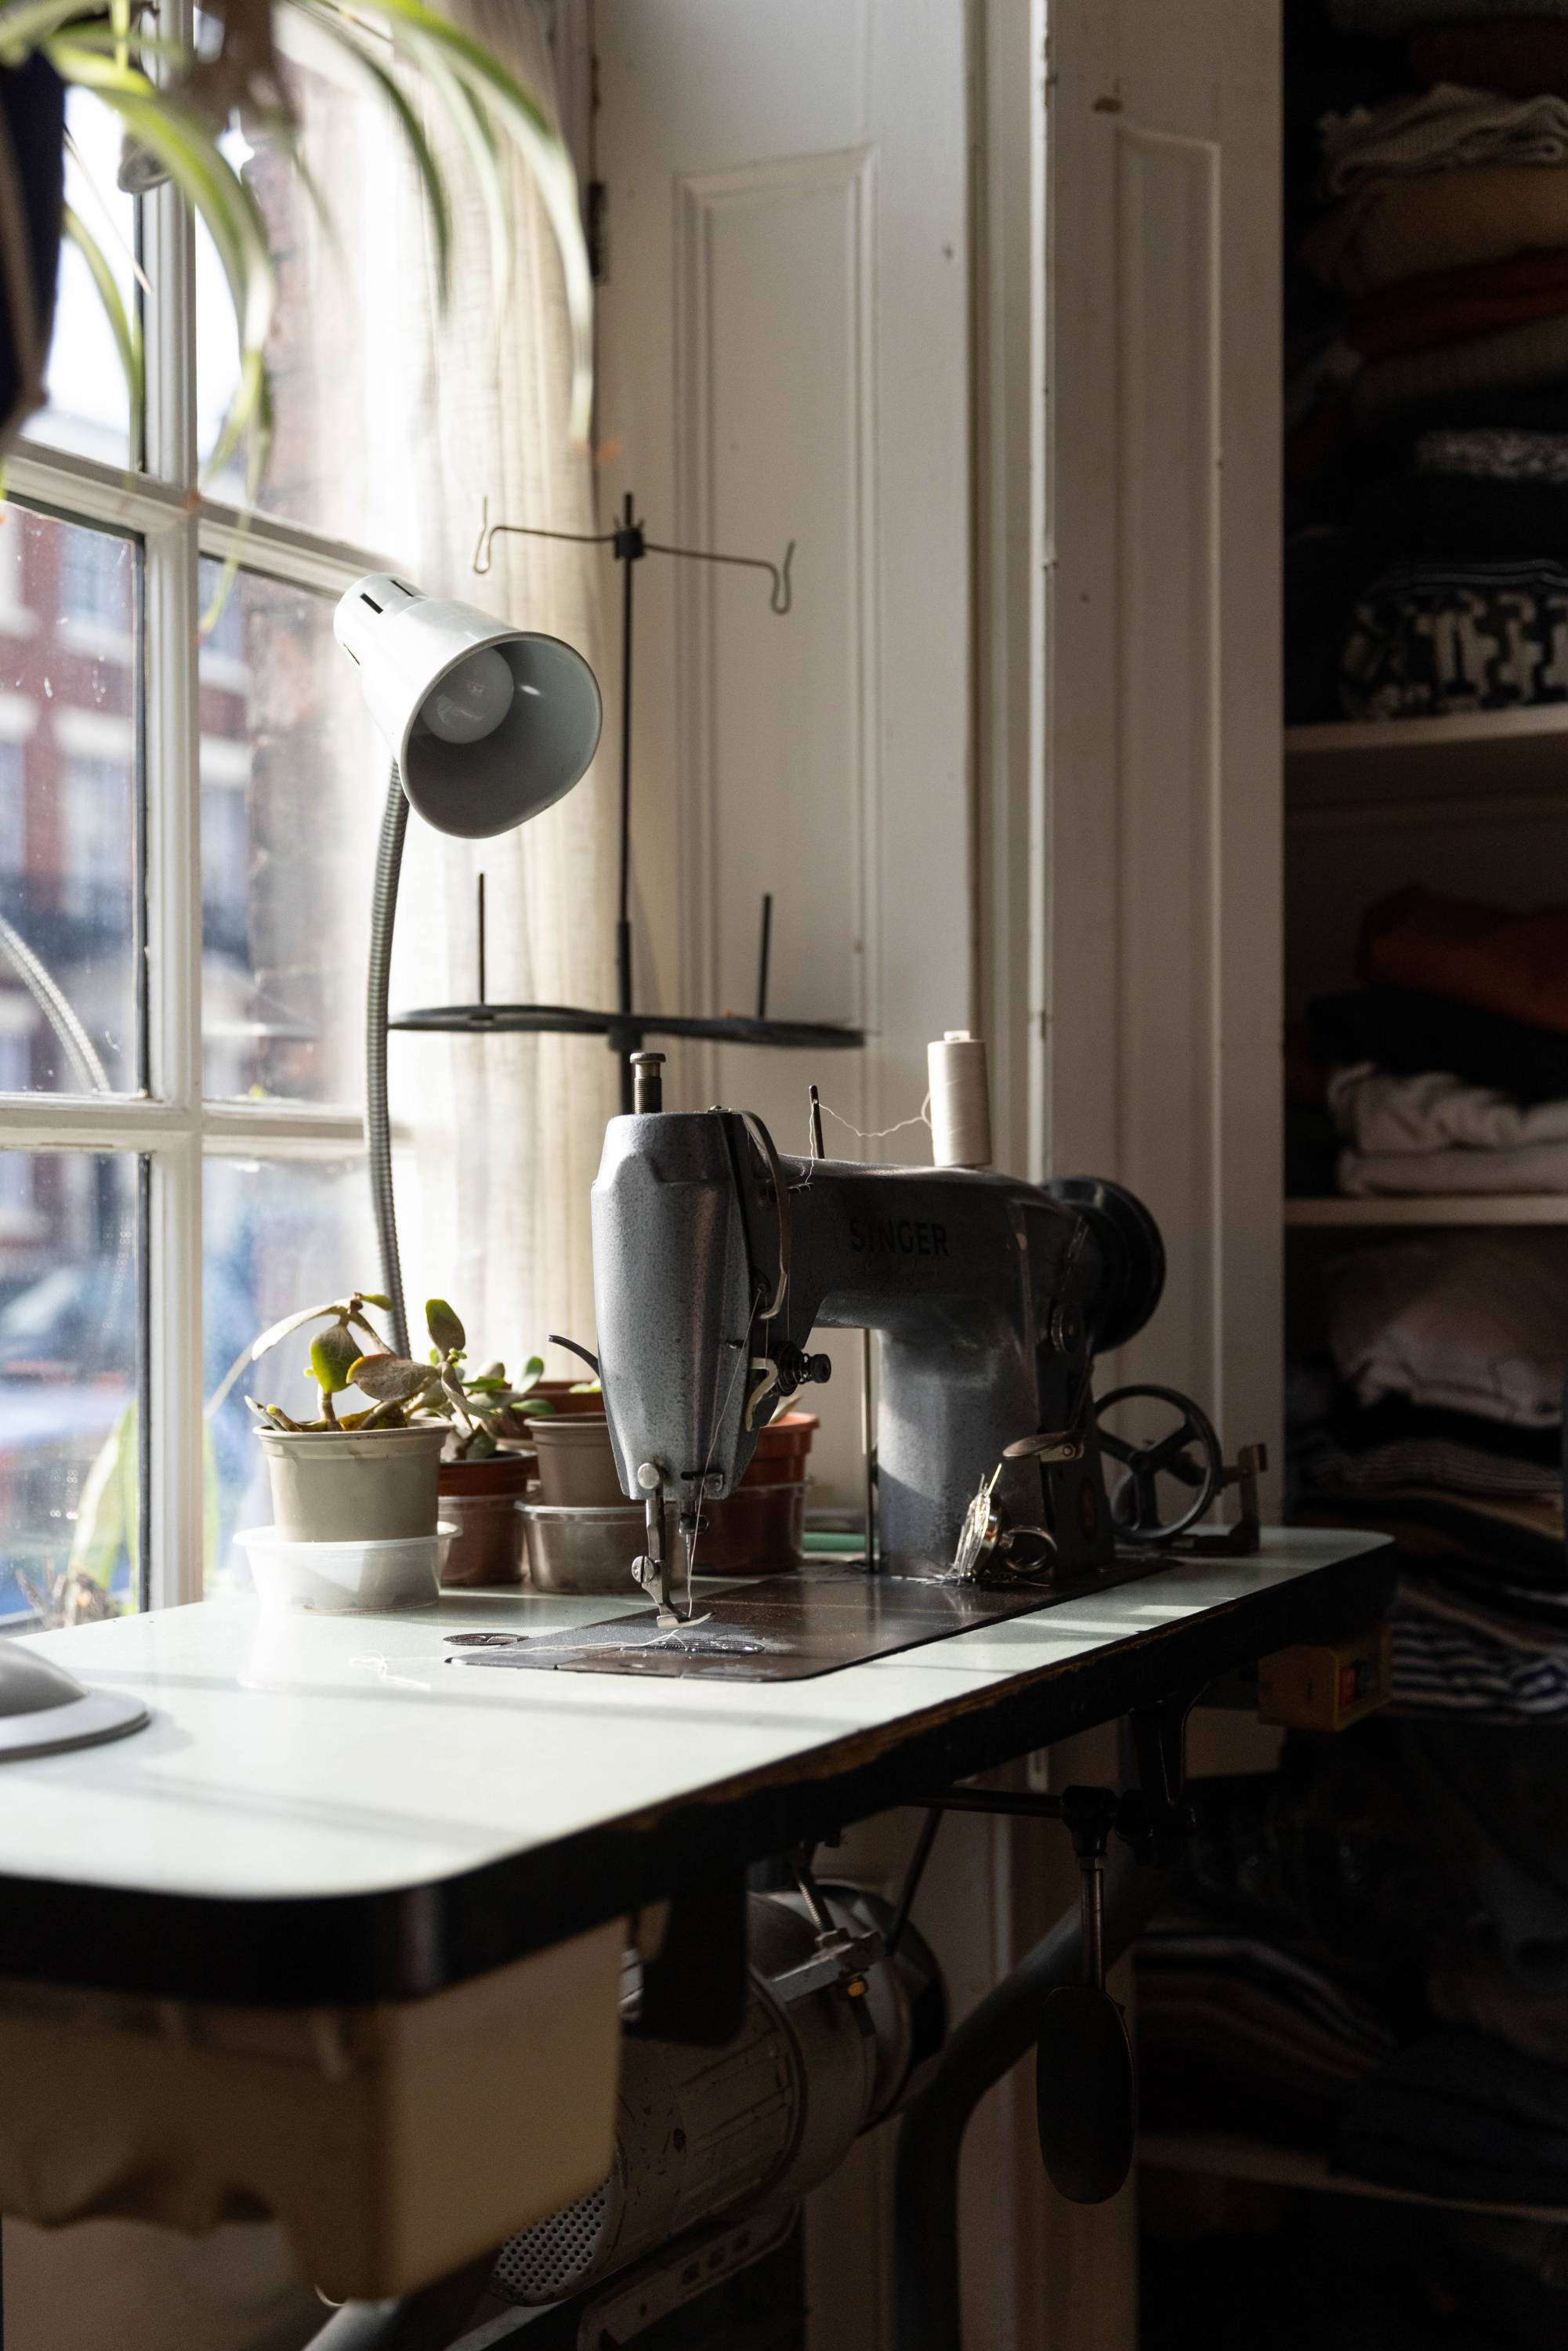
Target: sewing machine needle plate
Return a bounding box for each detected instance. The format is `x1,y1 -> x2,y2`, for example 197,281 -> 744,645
448,1555 -> 1180,1682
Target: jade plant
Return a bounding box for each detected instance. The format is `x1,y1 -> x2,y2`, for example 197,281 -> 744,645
404,1299 -> 553,1460
229,1292 -> 553,1454
234,1289 -> 405,1432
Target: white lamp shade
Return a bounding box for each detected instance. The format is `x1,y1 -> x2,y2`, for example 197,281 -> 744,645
334,574 -> 602,839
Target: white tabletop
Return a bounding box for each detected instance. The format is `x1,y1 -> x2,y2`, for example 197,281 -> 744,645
2,1531 -> 1385,1927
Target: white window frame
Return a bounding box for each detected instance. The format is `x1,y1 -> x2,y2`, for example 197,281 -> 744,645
5,148 -> 400,1610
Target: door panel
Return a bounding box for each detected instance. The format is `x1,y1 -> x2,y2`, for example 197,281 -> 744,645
595,0 -> 971,1509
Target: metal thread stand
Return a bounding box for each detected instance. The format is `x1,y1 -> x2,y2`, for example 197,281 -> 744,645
394,493 -> 863,1111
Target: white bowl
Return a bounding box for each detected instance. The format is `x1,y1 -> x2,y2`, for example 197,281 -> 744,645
234,1524 -> 454,1614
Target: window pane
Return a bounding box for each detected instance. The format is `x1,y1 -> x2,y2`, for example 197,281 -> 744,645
198,46 -> 421,547
199,560 -> 378,1103
204,1155 -> 376,1589
27,92 -> 136,469
0,1151 -> 141,1630
0,505 -> 142,1094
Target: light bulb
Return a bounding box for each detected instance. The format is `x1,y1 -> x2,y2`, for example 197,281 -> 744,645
418,646 -> 515,745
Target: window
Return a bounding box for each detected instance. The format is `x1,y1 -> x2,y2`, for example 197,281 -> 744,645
5,61 -> 400,1624
60,528 -> 130,636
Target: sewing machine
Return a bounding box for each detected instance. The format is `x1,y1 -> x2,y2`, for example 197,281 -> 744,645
480,1059 -> 1261,1690
592,1089 -> 1168,1598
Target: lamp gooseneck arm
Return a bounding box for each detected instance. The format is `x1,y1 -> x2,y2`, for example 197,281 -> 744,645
367,765 -> 410,1357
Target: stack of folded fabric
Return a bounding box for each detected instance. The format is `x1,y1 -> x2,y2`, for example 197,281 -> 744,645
1137,1731 -> 1450,2147
1286,3 -> 1568,717
1290,882 -> 1568,1704
1138,1913 -> 1398,2147
1139,1724 -> 1568,2222
1309,883 -> 1568,1197
1337,1717 -> 1568,2203
1290,1222 -> 1568,1699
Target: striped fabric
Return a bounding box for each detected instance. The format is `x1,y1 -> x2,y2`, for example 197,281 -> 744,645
1391,1599 -> 1568,1718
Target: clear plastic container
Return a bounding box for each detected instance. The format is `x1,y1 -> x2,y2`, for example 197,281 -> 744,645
234,1523 -> 455,1614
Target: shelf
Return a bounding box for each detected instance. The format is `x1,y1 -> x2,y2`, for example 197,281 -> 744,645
1287,1194 -> 1568,1228
1286,705 -> 1568,831
1139,2132 -> 1568,2225
1287,705 -> 1568,757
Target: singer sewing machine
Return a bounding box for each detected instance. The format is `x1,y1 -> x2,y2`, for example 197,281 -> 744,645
478,1060 -> 1263,1683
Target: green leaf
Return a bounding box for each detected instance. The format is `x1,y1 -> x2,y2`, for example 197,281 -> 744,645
296,3 -> 452,304
315,0 -> 592,432
310,1324 -> 363,1395
61,204 -> 141,446
425,1299 -> 466,1354
248,1399 -> 306,1432
361,1292 -> 393,1310
28,0 -> 594,505
520,1355 -> 545,1385
50,60 -> 277,487
349,1353 -> 434,1405
248,1299 -> 351,1362
0,0 -> 96,63
466,1426 -> 498,1459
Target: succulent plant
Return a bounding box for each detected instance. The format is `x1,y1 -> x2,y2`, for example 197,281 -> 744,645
227,1291 -> 556,1454
405,1299 -> 553,1460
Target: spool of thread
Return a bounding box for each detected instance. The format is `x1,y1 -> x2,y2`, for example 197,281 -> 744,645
928,1031 -> 992,1168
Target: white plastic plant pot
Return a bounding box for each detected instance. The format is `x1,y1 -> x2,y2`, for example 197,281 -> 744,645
235,1525 -> 454,1614
255,1424 -> 447,1541
332,574 -> 602,839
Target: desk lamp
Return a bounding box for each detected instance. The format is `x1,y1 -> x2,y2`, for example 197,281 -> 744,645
335,574 -> 602,1354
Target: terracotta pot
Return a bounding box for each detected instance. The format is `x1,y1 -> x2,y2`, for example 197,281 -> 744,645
437,1453 -> 531,1587
523,1380 -> 605,1420
524,1415 -> 627,1507
255,1425 -> 445,1541
741,1412 -> 819,1487
695,1477 -> 808,1574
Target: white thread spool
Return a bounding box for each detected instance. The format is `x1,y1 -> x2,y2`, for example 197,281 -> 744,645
928,1031 -> 992,1168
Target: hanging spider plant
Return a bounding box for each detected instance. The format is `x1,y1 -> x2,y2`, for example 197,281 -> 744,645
0,0 -> 592,489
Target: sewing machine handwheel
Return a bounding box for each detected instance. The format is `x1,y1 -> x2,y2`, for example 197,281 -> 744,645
1036,1984 -> 1135,2203
1043,1177 -> 1166,1353
1094,1384 -> 1222,1543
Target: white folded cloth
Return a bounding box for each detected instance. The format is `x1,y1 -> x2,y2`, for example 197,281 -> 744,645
1320,83 -> 1568,197
1329,1063 -> 1568,1155
1325,1230 -> 1568,1426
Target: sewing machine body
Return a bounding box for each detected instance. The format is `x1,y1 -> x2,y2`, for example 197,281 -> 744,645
591,1110 -> 1164,1578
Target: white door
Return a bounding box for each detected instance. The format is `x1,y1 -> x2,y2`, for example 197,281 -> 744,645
1038,0 -> 1284,1491
593,0 -> 972,1509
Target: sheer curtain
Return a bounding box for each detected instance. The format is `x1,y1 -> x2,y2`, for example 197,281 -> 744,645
387,0 -> 618,1379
